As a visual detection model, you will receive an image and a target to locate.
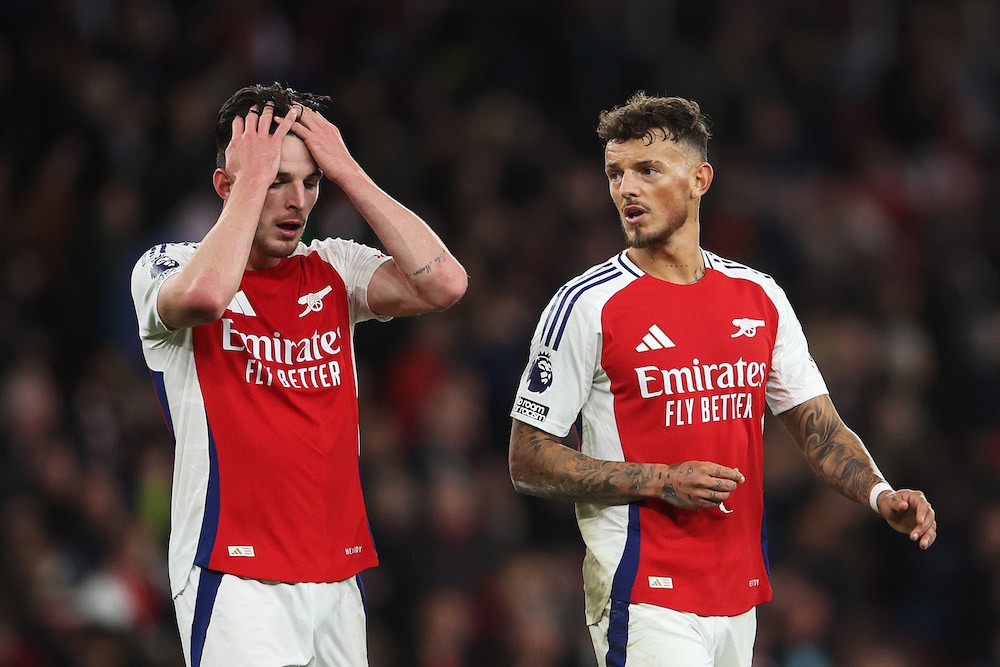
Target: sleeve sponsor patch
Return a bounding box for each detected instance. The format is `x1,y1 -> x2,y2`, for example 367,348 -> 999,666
513,396 -> 549,422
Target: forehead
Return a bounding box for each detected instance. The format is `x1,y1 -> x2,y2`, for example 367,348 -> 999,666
278,134 -> 319,174
604,135 -> 691,166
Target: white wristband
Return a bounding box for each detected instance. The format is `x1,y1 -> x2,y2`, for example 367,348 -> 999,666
868,482 -> 893,513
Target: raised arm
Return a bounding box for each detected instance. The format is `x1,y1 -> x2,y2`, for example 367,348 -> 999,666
291,106 -> 467,317
777,394 -> 937,549
157,104 -> 299,329
508,419 -> 745,509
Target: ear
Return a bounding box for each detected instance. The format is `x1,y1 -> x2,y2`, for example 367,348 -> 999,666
213,168 -> 233,200
691,162 -> 714,199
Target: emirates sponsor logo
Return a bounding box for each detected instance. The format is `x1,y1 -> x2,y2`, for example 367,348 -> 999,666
221,318 -> 344,389
635,357 -> 766,427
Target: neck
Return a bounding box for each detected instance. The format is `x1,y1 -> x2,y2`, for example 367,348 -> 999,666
626,240 -> 705,285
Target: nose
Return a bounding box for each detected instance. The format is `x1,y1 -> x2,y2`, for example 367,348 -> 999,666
286,182 -> 307,210
617,170 -> 640,198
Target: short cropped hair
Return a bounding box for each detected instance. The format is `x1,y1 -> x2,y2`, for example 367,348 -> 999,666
596,92 -> 711,161
215,82 -> 331,167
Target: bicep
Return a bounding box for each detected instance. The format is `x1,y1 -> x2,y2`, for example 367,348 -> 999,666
508,419 -> 589,498
509,418 -> 575,464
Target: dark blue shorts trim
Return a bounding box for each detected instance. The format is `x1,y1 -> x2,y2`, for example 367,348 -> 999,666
605,597 -> 631,667
190,569 -> 223,667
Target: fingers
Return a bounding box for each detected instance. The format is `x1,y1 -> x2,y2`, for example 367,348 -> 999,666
273,103 -> 300,136
256,102 -> 275,134
292,103 -> 316,129
242,104 -> 262,133
706,463 -> 744,486
241,102 -> 301,138
890,489 -> 937,550
915,519 -> 937,549
910,510 -> 937,549
230,114 -> 245,136
680,461 -> 745,509
908,493 -> 936,549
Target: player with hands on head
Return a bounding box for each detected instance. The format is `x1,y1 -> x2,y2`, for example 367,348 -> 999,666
132,83 -> 467,667
508,91 -> 935,667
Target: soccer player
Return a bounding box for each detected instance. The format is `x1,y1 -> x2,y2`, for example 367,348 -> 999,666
507,92 -> 936,667
131,83 -> 467,666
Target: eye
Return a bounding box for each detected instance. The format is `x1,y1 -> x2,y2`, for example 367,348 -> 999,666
305,180 -> 320,190
642,167 -> 658,176
607,171 -> 621,181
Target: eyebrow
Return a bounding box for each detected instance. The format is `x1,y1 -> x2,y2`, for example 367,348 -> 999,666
605,159 -> 664,170
274,170 -> 324,180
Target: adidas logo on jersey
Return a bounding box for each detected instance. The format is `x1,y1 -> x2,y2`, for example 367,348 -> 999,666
635,324 -> 676,352
227,545 -> 256,557
226,291 -> 257,316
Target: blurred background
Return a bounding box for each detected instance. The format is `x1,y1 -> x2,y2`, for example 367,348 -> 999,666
1,0 -> 998,665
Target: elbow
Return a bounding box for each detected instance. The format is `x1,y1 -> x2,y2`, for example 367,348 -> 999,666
424,266 -> 469,311
510,475 -> 537,497
175,281 -> 231,324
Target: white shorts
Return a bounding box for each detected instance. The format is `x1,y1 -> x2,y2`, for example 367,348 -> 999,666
589,600 -> 756,667
173,566 -> 368,667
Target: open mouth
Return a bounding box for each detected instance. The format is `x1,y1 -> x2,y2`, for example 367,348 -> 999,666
276,221 -> 302,237
623,204 -> 647,223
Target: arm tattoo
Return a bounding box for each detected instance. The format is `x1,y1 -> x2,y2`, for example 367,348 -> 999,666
779,396 -> 881,505
409,253 -> 446,277
510,420 -> 671,504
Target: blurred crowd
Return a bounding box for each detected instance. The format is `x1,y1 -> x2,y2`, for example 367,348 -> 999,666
1,0 -> 998,665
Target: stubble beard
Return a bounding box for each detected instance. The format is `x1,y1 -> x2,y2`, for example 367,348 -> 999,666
622,210 -> 687,249
248,222 -> 305,268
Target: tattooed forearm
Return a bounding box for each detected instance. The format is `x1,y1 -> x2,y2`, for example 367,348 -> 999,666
409,253 -> 447,277
509,420 -> 672,504
778,395 -> 882,505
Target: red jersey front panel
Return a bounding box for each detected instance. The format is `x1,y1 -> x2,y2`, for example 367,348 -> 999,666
132,238 -> 390,593
599,268 -> 778,614
191,253 -> 376,582
511,250 -> 828,618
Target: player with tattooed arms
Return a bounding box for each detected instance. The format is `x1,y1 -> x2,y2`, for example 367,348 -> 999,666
132,83 -> 466,666
508,92 -> 935,667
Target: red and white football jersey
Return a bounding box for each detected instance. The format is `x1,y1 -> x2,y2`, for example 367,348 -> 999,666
132,238 -> 391,596
511,249 -> 828,620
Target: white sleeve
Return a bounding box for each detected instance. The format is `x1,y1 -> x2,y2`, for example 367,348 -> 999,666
510,293 -> 600,438
130,243 -> 198,346
300,238 -> 393,323
765,284 -> 829,414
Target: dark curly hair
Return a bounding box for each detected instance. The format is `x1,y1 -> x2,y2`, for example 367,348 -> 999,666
596,92 -> 711,161
214,82 -> 331,167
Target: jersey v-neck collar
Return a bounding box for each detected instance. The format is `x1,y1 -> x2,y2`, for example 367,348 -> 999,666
616,248 -> 713,285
